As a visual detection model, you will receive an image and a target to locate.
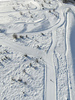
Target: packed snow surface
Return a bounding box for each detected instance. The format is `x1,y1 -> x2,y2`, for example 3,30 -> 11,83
0,0 -> 75,100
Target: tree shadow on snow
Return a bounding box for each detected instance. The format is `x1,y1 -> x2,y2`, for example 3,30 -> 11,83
0,29 -> 6,33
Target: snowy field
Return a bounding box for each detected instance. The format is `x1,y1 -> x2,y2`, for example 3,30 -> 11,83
0,0 -> 75,100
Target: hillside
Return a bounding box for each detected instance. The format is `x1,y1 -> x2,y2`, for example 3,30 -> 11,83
0,0 -> 75,100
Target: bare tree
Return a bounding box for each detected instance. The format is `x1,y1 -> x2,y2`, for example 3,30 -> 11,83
62,0 -> 68,3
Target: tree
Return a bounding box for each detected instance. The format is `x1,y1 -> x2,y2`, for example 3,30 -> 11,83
63,0 -> 68,3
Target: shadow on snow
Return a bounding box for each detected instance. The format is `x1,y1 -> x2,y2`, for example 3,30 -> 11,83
70,21 -> 75,80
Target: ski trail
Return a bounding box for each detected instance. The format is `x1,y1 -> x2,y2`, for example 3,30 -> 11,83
0,37 -> 45,58
66,9 -> 75,100
53,7 -> 75,100
42,3 -> 66,100
44,29 -> 56,100
53,24 -> 70,100
51,1 -> 75,100
45,3 -> 69,100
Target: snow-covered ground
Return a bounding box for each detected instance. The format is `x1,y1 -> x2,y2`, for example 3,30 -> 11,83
0,0 -> 75,100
